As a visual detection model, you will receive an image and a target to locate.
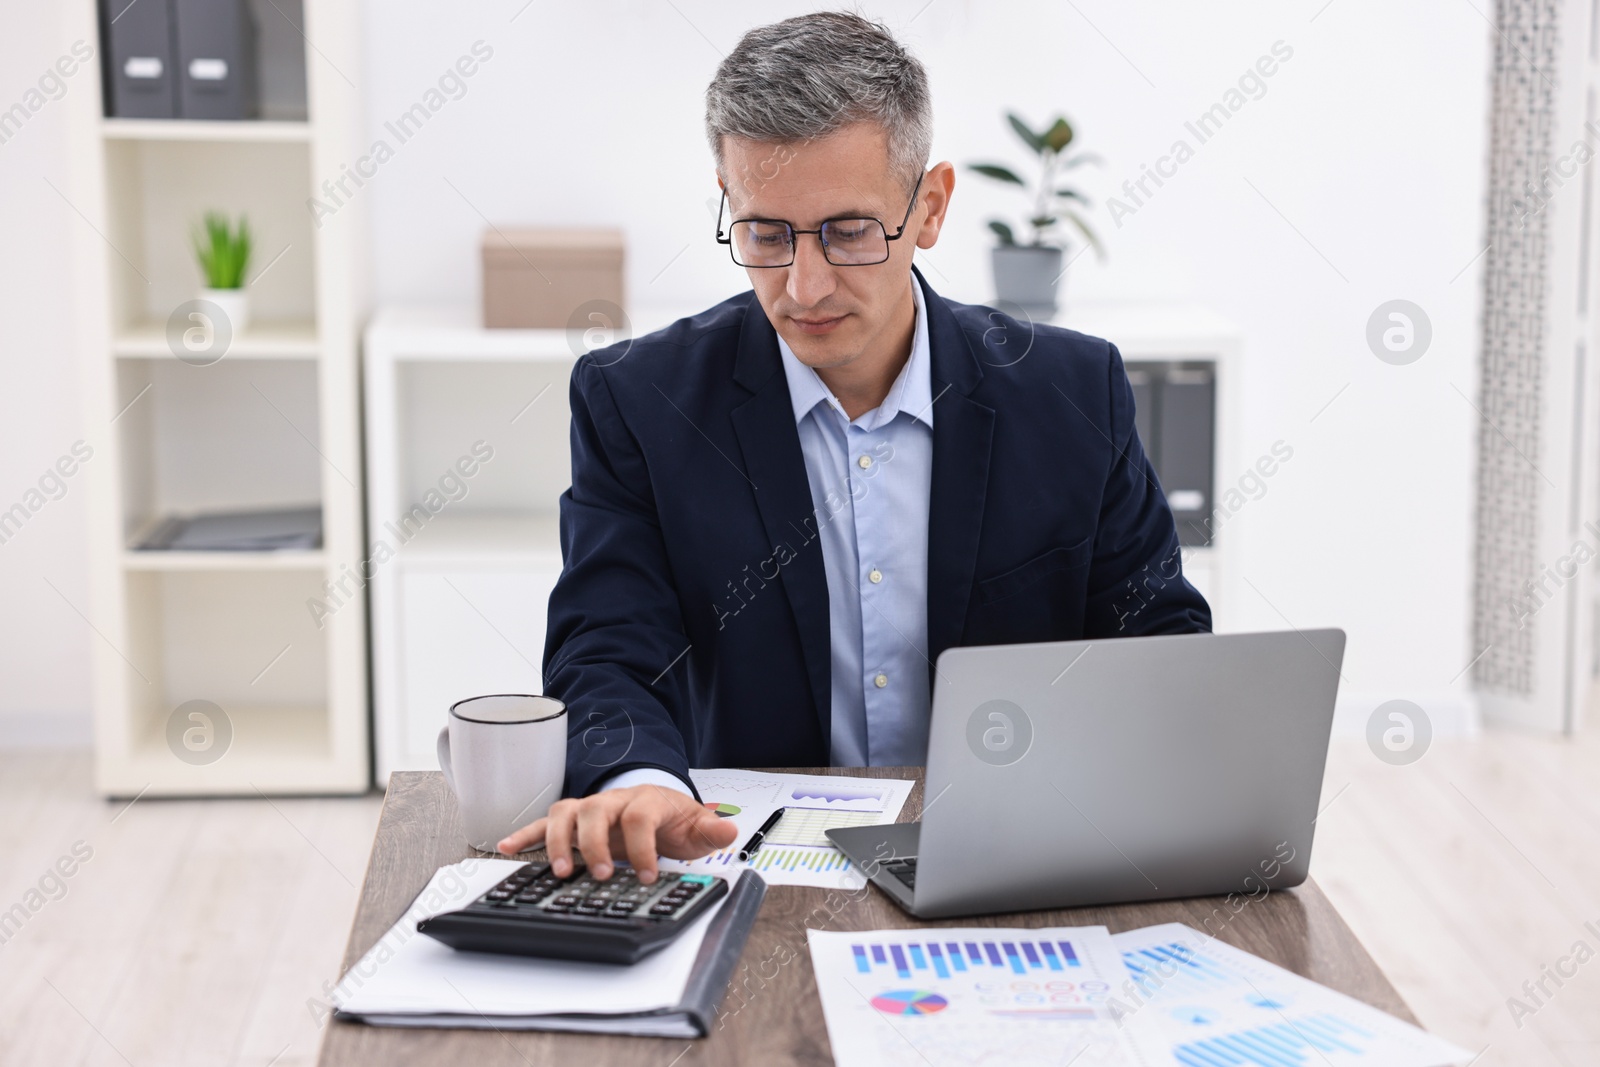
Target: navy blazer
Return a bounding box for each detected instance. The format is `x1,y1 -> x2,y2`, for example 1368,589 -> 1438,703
545,268 -> 1211,797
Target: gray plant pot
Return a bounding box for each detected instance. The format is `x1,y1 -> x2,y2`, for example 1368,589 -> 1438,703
990,245 -> 1064,317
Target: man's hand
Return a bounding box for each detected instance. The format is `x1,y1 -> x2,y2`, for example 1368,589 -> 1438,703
496,784 -> 739,884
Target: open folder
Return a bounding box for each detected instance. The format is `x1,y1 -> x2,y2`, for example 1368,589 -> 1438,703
332,858 -> 767,1037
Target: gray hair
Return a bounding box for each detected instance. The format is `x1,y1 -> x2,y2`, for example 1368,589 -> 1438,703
705,12 -> 932,193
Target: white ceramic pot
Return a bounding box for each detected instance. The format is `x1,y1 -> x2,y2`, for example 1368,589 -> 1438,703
198,287 -> 250,334
990,245 -> 1065,316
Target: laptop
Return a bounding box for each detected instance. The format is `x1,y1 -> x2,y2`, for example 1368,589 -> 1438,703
826,629 -> 1346,919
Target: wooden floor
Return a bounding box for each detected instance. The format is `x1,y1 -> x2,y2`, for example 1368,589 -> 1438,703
0,732 -> 1597,1066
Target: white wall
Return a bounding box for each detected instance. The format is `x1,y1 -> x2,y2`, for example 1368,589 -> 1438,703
0,7 -> 96,744
358,0 -> 1489,731
0,1 -> 1489,741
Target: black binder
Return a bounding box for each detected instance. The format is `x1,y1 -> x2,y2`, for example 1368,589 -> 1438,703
1126,366 -> 1156,466
173,0 -> 258,120
102,0 -> 178,118
1157,367 -> 1215,547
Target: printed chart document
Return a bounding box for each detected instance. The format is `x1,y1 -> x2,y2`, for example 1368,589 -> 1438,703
659,769 -> 913,889
1110,923 -> 1474,1066
808,925 -> 1148,1066
331,858 -> 762,1036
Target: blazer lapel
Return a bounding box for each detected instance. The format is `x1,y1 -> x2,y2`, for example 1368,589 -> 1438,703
728,299 -> 834,750
919,267 -> 996,677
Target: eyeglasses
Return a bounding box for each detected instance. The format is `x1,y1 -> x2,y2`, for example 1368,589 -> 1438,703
715,173 -> 924,268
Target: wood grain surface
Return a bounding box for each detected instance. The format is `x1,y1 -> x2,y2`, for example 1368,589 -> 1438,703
317,767 -> 1416,1066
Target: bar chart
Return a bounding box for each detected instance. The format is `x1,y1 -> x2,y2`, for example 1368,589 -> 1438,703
1172,1013 -> 1378,1067
1122,939 -> 1235,997
851,937 -> 1084,979
688,842 -> 855,876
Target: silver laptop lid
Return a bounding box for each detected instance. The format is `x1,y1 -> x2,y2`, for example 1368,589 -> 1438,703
912,629 -> 1346,918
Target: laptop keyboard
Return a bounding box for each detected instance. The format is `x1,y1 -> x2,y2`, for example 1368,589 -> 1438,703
881,857 -> 918,888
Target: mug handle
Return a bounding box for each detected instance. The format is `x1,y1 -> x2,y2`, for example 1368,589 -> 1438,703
436,724 -> 455,793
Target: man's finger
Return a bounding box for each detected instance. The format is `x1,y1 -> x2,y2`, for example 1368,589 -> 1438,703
618,799 -> 662,884
496,816 -> 547,856
544,800 -> 578,876
575,801 -> 617,879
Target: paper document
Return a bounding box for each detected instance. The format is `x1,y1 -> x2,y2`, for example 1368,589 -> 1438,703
658,768 -> 914,889
332,858 -> 729,1035
1109,923 -> 1474,1066
808,925 -> 1148,1066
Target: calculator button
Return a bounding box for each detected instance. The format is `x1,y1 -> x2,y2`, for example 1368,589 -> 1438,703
649,903 -> 679,916
678,881 -> 705,894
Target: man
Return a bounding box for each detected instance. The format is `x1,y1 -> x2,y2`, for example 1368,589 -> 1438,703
497,12 -> 1210,881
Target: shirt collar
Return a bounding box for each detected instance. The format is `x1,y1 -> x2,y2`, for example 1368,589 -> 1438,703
775,275 -> 934,432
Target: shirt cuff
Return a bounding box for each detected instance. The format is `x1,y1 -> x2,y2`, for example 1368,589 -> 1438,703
599,767 -> 695,798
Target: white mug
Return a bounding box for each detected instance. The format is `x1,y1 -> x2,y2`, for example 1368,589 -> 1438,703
437,694 -> 567,852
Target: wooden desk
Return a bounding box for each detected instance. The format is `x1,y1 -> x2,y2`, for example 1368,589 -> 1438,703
318,768 -> 1415,1066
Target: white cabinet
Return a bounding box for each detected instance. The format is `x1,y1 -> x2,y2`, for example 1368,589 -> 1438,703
363,307 -> 690,782
1056,301 -> 1240,628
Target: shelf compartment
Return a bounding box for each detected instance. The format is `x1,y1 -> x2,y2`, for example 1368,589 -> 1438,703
103,138 -> 318,333
115,358 -> 325,539
395,361 -> 573,517
114,568 -> 337,793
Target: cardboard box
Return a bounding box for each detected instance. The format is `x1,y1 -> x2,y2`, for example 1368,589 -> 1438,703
481,227 -> 625,329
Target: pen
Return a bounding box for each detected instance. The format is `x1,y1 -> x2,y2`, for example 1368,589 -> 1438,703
738,807 -> 786,861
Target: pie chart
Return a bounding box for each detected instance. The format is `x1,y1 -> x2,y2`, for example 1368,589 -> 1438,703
703,802 -> 741,817
871,990 -> 949,1016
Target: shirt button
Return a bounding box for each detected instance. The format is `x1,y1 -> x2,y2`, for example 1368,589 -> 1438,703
868,568 -> 883,584
874,673 -> 888,688
857,454 -> 873,469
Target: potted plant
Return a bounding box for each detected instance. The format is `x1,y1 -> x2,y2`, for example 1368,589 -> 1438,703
191,211 -> 253,332
968,113 -> 1103,315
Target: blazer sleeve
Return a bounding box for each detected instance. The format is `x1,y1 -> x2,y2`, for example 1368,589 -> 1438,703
1081,343 -> 1214,637
542,358 -> 699,798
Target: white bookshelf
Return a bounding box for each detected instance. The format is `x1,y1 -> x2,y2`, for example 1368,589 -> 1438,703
65,0 -> 370,795
365,300 -> 1237,783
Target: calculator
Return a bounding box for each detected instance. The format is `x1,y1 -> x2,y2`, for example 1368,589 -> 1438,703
415,862 -> 729,965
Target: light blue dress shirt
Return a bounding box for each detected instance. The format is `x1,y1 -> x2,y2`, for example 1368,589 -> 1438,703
774,280 -> 934,767
603,280 -> 934,795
